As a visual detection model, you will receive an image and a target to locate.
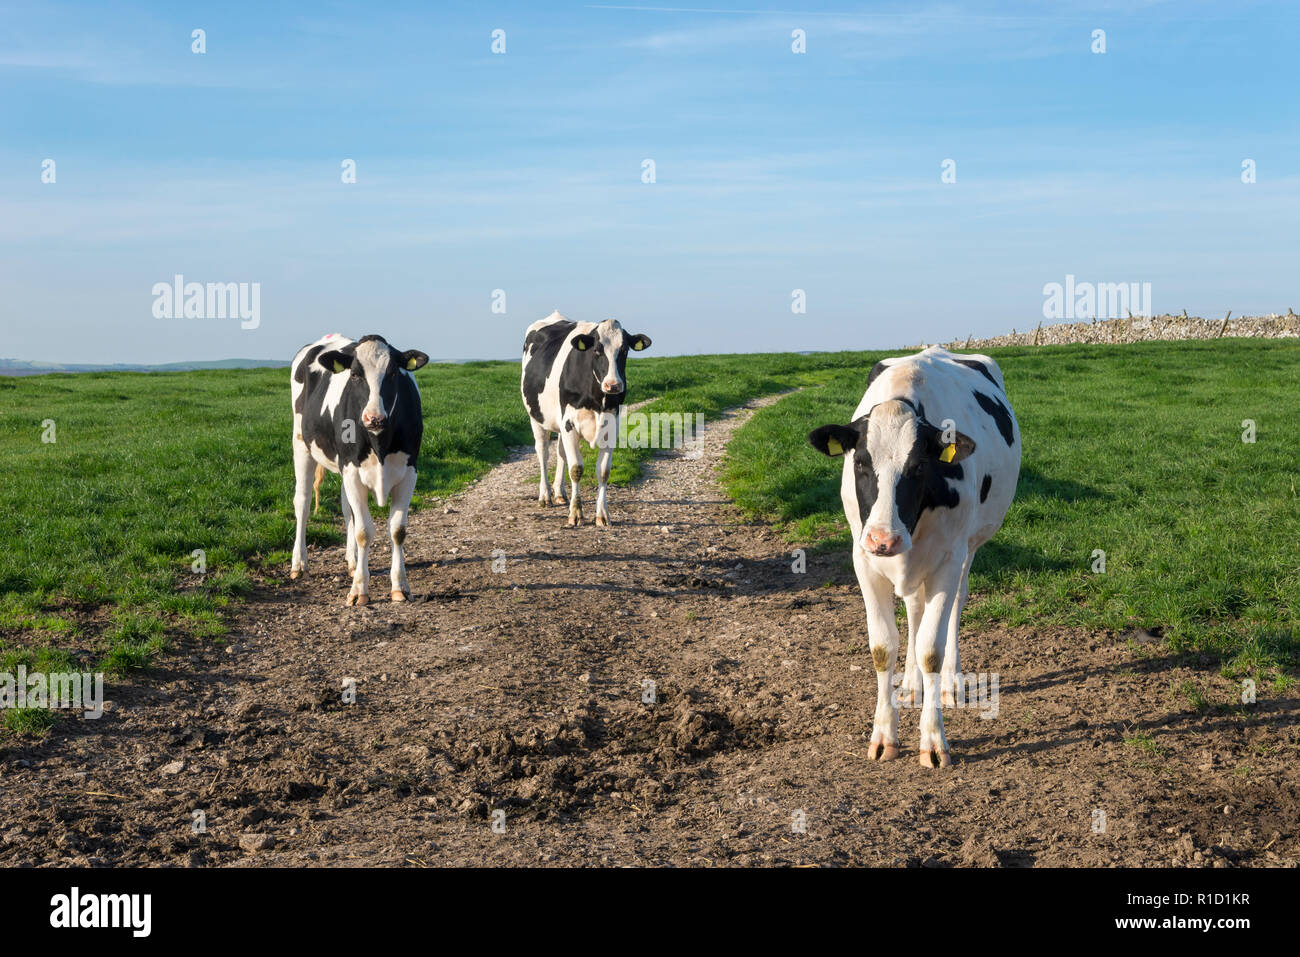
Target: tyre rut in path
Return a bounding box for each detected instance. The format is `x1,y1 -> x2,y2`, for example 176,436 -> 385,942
2,395 -> 1297,867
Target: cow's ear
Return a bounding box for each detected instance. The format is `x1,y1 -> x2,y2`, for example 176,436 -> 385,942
318,350 -> 353,374
934,429 -> 976,464
401,350 -> 429,372
629,334 -> 651,352
571,333 -> 597,352
808,424 -> 860,458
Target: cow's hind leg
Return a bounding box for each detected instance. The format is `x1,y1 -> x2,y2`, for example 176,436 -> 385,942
532,421 -> 553,507
290,439 -> 313,579
387,466 -> 417,601
551,434 -> 568,505
853,549 -> 900,761
941,550 -> 975,708
342,469 -> 375,606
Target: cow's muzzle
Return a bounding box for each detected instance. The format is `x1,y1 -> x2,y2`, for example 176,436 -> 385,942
862,529 -> 904,557
362,411 -> 387,432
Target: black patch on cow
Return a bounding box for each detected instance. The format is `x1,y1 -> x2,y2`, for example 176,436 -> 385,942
974,390 -> 1015,446
521,320 -> 576,424
293,344 -> 328,414
559,337 -> 629,415
866,360 -> 891,388
293,336 -> 424,470
846,418 -> 964,537
564,419 -> 574,432
980,474 -> 992,503
955,357 -> 1000,389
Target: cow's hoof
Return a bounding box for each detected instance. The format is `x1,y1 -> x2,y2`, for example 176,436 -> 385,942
595,514 -> 610,527
346,592 -> 370,607
391,589 -> 409,602
290,568 -> 304,580
918,747 -> 951,768
567,513 -> 582,527
941,689 -> 956,708
867,740 -> 899,761
897,687 -> 918,708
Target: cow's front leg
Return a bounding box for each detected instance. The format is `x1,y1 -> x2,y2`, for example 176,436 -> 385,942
531,421 -> 553,506
593,440 -> 614,527
899,587 -> 926,708
341,485 -> 356,575
915,559 -> 964,767
560,426 -> 584,526
854,550 -> 900,760
290,440 -> 313,579
387,466 -> 417,601
342,469 -> 375,606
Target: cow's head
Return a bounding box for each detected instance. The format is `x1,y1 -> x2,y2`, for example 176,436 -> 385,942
809,399 -> 975,557
568,319 -> 651,409
318,335 -> 429,434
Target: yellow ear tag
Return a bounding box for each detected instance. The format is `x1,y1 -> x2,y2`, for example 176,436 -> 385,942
406,357 -> 419,370
332,360 -> 345,374
575,339 -> 587,351
826,437 -> 843,456
632,340 -> 646,351
940,443 -> 957,464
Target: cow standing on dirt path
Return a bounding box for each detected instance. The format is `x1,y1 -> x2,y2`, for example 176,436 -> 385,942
289,334 -> 429,606
809,346 -> 1021,767
520,311 -> 651,527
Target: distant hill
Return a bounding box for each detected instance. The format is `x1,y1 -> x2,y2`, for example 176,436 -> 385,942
0,357 -> 290,377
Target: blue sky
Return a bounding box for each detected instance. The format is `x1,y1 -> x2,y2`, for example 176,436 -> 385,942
0,0 -> 1296,364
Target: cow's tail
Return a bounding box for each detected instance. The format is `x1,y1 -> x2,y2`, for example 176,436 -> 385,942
312,464 -> 325,514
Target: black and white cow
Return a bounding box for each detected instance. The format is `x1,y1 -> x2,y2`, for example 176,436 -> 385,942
290,334 -> 429,605
809,346 -> 1021,768
520,311 -> 651,526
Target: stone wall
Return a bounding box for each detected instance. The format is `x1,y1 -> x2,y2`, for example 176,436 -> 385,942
917,313 -> 1300,351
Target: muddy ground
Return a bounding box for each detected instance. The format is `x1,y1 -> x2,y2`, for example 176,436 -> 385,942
2,397 -> 1297,867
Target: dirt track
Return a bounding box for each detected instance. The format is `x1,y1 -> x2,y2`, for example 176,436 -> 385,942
2,396 -> 1298,867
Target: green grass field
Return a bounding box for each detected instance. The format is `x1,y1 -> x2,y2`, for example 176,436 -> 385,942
722,339 -> 1300,688
0,349 -> 867,710
1,338 -> 1297,735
